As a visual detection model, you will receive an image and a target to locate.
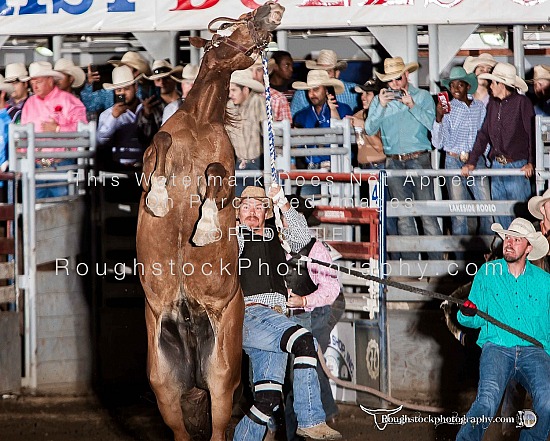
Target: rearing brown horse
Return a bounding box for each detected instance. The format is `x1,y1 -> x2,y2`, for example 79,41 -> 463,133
135,3 -> 284,440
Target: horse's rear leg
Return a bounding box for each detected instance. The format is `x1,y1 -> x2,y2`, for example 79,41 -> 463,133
207,292 -> 244,441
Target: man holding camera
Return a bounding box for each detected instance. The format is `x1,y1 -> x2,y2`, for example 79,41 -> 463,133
97,65 -> 160,170
365,56 -> 442,259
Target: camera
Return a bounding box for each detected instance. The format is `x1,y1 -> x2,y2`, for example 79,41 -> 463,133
115,94 -> 126,104
387,89 -> 404,100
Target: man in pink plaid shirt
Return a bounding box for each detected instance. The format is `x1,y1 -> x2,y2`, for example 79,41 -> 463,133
250,57 -> 291,122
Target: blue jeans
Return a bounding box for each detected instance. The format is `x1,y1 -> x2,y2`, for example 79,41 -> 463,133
456,342 -> 550,441
35,159 -> 74,199
446,155 -> 492,236
490,159 -> 532,227
386,153 -> 443,259
234,305 -> 325,441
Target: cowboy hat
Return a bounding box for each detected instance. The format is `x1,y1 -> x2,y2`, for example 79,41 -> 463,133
235,186 -> 273,219
230,69 -> 264,93
103,65 -> 139,90
292,70 -> 344,95
0,74 -> 14,95
176,64 -> 199,81
528,189 -> 550,220
250,56 -> 275,75
108,51 -> 150,75
491,218 -> 549,260
28,61 -> 65,80
145,59 -> 183,81
305,49 -> 348,71
463,53 -> 497,74
527,65 -> 550,83
54,58 -> 86,88
441,66 -> 478,95
478,62 -> 528,93
375,57 -> 419,82
354,78 -> 382,94
3,63 -> 30,83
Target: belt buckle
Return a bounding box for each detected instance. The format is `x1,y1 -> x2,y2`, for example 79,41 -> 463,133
40,158 -> 52,167
307,162 -> 318,170
459,151 -> 469,163
496,155 -> 507,165
273,305 -> 283,315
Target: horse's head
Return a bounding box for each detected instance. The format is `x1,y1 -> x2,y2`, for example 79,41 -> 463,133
191,1 -> 285,71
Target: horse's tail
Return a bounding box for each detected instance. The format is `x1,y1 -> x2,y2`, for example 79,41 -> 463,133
182,387 -> 212,440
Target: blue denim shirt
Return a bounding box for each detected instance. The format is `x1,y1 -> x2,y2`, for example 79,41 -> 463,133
365,84 -> 435,155
458,259 -> 550,354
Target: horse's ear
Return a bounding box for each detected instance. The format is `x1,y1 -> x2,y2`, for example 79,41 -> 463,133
190,37 -> 208,48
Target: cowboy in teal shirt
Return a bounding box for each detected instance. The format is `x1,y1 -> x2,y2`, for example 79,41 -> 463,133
456,218 -> 550,441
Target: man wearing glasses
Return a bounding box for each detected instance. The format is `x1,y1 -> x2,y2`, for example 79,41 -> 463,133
365,56 -> 442,259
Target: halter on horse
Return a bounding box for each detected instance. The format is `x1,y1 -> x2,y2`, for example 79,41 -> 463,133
136,3 -> 284,441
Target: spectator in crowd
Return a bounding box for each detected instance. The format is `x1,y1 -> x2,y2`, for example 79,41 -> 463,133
162,63 -> 199,124
432,66 -> 492,238
365,56 -> 442,260
250,56 -> 291,122
233,185 -> 341,441
292,70 -> 353,173
53,58 -> 86,94
21,61 -> 87,198
349,78 -> 385,169
96,65 -> 156,170
81,51 -> 150,117
291,49 -> 358,116
269,50 -> 295,101
463,53 -> 497,107
225,69 -> 266,196
0,76 -> 15,173
461,62 -> 534,227
529,188 -> 550,244
530,64 -> 550,116
3,62 -> 30,123
456,217 -> 550,441
283,194 -> 341,441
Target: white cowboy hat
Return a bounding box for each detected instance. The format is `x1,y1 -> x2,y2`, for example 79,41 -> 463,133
0,74 -> 14,95
103,65 -> 139,90
230,69 -> 264,93
4,63 -> 30,83
145,59 -> 183,81
528,189 -> 550,221
375,57 -> 419,82
527,65 -> 550,83
54,58 -> 86,88
305,49 -> 348,71
234,186 -> 273,219
250,56 -> 274,75
180,64 -> 199,80
28,61 -> 65,80
491,218 -> 549,260
463,53 -> 497,74
478,62 -> 528,93
108,51 -> 150,75
292,69 -> 344,95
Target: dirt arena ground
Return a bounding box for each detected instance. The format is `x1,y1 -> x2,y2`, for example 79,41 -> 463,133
0,391 -> 524,441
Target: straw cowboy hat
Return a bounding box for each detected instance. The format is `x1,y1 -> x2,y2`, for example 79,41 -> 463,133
375,57 -> 419,82
28,61 -> 64,80
528,189 -> 550,220
145,60 -> 183,81
463,53 -> 497,74
3,62 -> 30,83
354,78 -> 382,94
441,66 -> 478,95
251,56 -> 275,75
527,65 -> 550,83
108,51 -> 150,75
173,64 -> 199,82
0,74 -> 15,95
305,49 -> 348,71
491,218 -> 549,260
230,69 -> 264,93
54,58 -> 86,88
478,62 -> 528,93
103,65 -> 139,90
292,70 -> 344,95
235,186 -> 273,219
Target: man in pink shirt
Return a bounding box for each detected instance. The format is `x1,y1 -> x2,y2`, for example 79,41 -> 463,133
21,61 -> 87,198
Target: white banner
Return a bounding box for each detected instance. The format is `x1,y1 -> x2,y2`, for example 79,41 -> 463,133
0,0 -> 548,35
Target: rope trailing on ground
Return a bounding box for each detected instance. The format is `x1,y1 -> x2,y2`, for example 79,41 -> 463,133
291,255 -> 543,349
